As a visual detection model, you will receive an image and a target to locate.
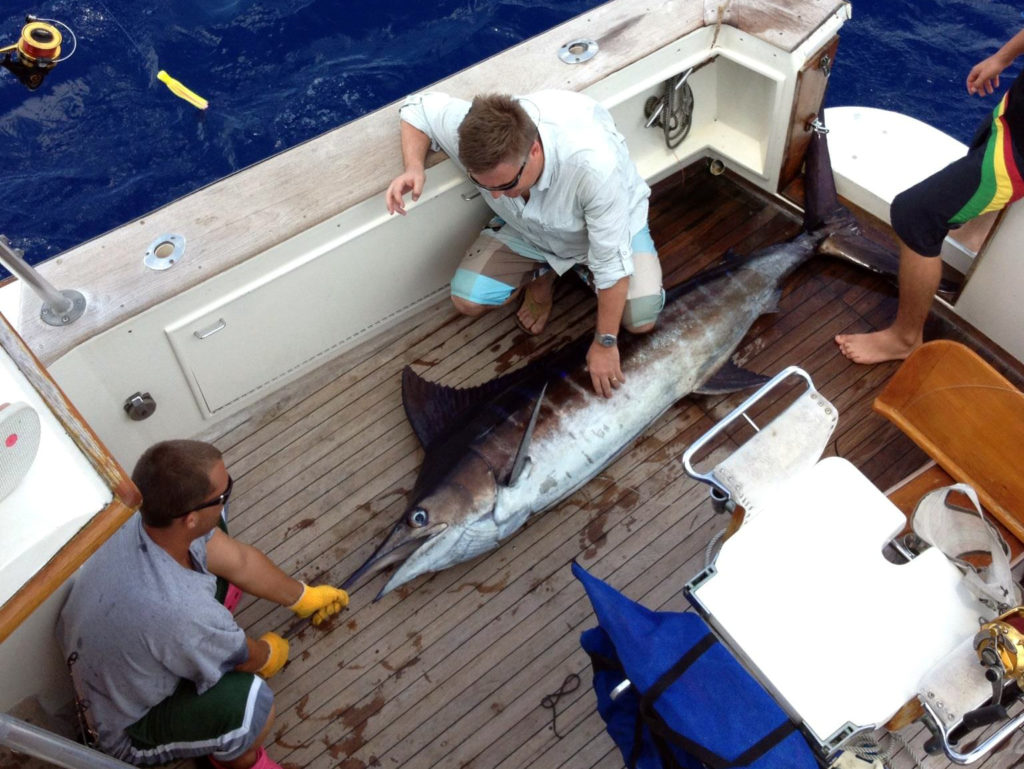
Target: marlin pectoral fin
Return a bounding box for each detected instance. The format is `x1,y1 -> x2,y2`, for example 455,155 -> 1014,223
507,382 -> 547,485
694,361 -> 769,395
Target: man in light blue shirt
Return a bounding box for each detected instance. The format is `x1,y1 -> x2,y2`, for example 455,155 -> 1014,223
385,90 -> 665,398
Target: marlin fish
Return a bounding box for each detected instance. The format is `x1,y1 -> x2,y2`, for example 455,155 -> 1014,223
343,124 -> 899,598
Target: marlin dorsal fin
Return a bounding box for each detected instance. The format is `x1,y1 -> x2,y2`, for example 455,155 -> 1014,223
401,365 -> 543,449
402,368 -> 478,448
401,335 -> 590,450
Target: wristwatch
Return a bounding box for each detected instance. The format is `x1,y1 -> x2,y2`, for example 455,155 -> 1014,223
595,332 -> 617,348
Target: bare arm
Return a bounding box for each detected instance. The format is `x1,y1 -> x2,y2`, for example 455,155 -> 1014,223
967,29 -> 1024,95
587,277 -> 628,398
206,528 -> 304,606
385,121 -> 433,215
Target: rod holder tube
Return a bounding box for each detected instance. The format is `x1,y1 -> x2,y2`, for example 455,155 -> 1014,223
0,713 -> 135,769
0,235 -> 86,325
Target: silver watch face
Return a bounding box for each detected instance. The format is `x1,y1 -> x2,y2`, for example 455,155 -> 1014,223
597,333 -> 617,347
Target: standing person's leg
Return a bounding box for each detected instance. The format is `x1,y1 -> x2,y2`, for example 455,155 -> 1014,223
835,242 -> 942,363
837,98 -> 1024,364
835,136 -> 980,364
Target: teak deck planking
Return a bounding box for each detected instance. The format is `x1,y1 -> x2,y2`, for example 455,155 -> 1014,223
198,168 -> 1024,769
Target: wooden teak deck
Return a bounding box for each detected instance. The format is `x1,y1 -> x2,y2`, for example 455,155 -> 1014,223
203,167 -> 1023,769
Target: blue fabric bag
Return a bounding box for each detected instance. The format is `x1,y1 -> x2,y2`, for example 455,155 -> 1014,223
574,562 -> 819,769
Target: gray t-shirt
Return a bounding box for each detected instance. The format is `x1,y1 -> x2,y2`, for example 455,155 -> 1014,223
57,514 -> 247,757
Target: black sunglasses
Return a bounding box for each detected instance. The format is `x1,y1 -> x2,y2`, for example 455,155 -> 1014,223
181,475 -> 234,516
468,139 -> 536,192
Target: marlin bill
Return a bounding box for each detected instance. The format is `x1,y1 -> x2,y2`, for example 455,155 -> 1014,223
343,124 -> 901,599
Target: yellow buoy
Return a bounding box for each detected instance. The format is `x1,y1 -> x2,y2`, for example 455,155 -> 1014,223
157,70 -> 208,111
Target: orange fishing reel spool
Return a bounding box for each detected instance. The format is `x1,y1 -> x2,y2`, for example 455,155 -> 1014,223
16,20 -> 61,64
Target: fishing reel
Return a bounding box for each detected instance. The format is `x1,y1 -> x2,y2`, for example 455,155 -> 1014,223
0,16 -> 75,90
958,606 -> 1024,732
920,606 -> 1024,754
975,607 -> 1024,687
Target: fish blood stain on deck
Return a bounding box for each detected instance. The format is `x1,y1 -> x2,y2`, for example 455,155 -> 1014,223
331,543 -> 349,559
380,655 -> 420,679
394,583 -> 417,600
285,518 -> 316,537
323,694 -> 386,758
295,693 -> 312,719
579,509 -> 609,559
312,615 -> 340,636
273,726 -> 310,750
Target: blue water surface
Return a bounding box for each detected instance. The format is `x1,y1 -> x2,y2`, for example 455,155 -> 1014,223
0,0 -> 1021,267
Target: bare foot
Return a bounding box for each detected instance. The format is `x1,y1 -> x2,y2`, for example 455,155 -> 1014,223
515,274 -> 555,335
835,328 -> 921,364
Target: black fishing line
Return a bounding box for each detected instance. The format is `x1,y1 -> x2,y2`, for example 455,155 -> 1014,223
540,673 -> 581,738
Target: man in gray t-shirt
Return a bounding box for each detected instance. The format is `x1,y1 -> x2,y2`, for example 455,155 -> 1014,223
58,440 -> 348,769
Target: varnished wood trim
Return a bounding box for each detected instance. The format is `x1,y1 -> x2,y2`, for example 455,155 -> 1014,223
0,312 -> 139,643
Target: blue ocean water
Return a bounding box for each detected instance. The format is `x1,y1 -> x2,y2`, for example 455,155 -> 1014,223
0,0 -> 1020,267
826,0 -> 1021,142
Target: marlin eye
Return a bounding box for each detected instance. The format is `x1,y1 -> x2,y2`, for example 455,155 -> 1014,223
408,508 -> 429,527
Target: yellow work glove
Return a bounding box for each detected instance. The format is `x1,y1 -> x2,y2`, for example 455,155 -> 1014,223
255,632 -> 289,679
288,583 -> 348,625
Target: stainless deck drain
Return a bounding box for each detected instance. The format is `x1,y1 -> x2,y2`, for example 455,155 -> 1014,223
558,39 -> 598,64
144,233 -> 185,270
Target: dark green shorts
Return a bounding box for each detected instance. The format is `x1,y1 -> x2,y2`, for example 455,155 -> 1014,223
123,672 -> 273,765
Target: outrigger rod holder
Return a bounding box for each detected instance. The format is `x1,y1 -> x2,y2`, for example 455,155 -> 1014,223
0,235 -> 86,326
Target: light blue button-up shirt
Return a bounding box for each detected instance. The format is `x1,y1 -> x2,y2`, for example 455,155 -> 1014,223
400,90 -> 651,289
